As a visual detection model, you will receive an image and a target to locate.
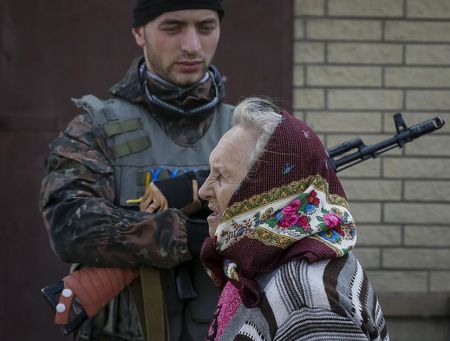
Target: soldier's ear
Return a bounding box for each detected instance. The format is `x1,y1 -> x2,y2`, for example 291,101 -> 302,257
132,26 -> 146,47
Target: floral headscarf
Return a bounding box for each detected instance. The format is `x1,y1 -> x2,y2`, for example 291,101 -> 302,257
201,112 -> 357,308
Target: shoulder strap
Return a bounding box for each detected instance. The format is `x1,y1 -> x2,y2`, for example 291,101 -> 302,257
103,118 -> 143,137
72,95 -> 151,159
130,268 -> 168,341
218,102 -> 234,115
111,136 -> 152,159
71,94 -> 118,126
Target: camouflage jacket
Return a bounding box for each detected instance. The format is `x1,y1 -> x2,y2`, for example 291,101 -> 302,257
39,58 -> 205,269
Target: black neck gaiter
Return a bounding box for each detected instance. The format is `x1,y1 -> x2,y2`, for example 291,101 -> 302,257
138,58 -> 226,145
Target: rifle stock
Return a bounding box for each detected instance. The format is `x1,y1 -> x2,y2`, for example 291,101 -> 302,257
327,113 -> 446,173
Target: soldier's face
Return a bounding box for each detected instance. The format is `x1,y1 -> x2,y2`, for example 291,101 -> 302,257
132,9 -> 220,86
199,126 -> 258,237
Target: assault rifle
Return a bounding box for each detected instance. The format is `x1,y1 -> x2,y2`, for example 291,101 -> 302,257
327,113 -> 446,173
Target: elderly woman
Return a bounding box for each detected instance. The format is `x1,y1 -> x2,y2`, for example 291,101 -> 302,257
199,98 -> 389,340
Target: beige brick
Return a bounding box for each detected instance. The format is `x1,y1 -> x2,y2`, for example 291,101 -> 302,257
387,318 -> 450,341
430,271 -> 450,292
328,43 -> 403,65
306,111 -> 382,133
382,112 -> 450,133
407,0 -> 450,19
383,248 -> 450,269
404,135 -> 450,157
379,294 -> 450,318
366,271 -> 428,292
317,133 -> 325,144
341,179 -> 402,201
294,42 -> 324,63
406,90 -> 450,111
307,19 -> 382,41
294,18 -> 304,39
406,44 -> 450,65
293,89 -> 325,109
386,21 -> 450,42
307,66 -> 382,87
334,157 -> 382,177
386,67 -> 450,88
293,65 -> 304,87
328,0 -> 403,17
384,157 -> 450,179
353,248 -> 381,269
293,110 -> 305,122
405,181 -> 450,201
385,203 -> 450,224
348,202 -> 381,223
405,226 -> 450,247
357,224 -> 402,246
295,0 -> 325,16
328,90 -> 403,110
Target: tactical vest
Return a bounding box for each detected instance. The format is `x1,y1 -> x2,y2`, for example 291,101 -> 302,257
71,95 -> 233,341
73,95 -> 234,208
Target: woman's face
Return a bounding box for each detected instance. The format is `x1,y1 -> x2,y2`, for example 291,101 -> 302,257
199,126 -> 258,236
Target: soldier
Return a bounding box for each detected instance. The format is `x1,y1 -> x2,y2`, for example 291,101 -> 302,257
39,0 -> 233,340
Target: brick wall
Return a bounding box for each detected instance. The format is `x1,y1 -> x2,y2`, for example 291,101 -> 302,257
293,1 -> 450,340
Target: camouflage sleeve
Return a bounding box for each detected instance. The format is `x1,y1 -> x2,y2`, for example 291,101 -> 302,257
39,113 -> 191,268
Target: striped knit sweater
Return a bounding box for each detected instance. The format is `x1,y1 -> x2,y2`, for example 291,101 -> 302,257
210,252 -> 389,341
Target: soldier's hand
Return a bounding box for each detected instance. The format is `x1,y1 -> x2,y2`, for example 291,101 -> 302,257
150,173 -> 206,216
140,182 -> 169,213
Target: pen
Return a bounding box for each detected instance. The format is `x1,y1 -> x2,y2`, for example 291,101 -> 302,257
125,171 -> 151,203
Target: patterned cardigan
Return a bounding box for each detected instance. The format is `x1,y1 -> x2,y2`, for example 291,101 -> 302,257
210,252 -> 389,341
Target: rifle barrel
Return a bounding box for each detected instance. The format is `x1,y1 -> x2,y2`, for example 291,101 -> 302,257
328,137 -> 363,158
329,116 -> 446,172
405,117 -> 445,139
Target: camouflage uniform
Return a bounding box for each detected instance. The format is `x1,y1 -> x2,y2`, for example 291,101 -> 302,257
40,111 -> 190,268
40,59 -> 229,340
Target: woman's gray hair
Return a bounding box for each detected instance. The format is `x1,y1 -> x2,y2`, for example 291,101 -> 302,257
232,97 -> 283,169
